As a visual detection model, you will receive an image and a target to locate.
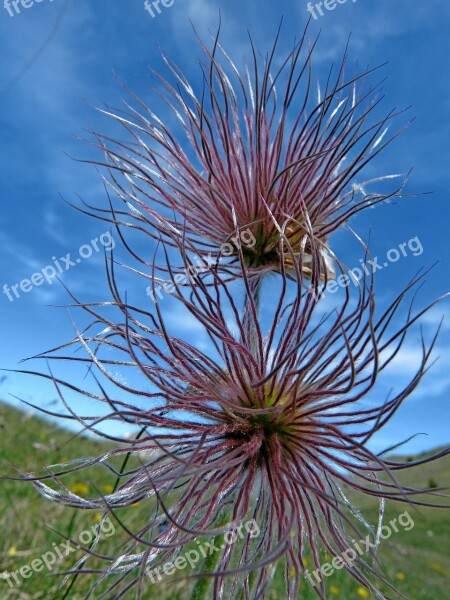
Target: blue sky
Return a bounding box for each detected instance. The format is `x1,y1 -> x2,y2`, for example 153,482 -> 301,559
0,0 -> 449,454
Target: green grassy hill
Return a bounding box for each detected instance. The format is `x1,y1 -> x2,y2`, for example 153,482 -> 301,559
0,401 -> 449,599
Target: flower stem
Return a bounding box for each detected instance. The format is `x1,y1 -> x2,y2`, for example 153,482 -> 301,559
244,275 -> 263,356
189,510 -> 232,600
190,278 -> 263,600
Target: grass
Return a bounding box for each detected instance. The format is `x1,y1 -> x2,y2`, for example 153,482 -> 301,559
0,400 -> 449,599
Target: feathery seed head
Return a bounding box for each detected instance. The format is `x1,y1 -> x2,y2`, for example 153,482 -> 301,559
83,25 -> 406,281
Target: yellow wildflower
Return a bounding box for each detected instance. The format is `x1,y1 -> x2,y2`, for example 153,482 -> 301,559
427,561 -> 447,576
70,483 -> 89,495
330,585 -> 340,595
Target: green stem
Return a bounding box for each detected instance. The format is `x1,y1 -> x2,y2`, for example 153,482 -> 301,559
189,509 -> 232,600
244,275 -> 263,357
190,278 -> 263,600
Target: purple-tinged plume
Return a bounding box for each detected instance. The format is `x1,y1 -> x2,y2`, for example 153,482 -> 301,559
80,25 -> 408,281
11,250 -> 449,600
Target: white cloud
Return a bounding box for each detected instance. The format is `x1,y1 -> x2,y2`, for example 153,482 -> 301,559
379,338 -> 450,402
419,305 -> 450,332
